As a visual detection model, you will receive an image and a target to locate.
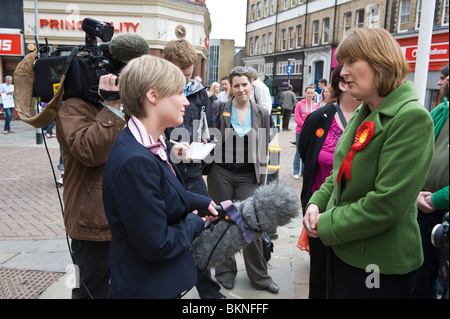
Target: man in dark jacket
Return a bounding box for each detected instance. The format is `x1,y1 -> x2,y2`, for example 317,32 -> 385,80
163,39 -> 224,299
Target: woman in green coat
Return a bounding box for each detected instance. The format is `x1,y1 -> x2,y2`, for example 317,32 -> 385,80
302,28 -> 434,299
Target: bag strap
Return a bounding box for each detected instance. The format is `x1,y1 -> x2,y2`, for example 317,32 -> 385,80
62,45 -> 83,75
333,102 -> 347,128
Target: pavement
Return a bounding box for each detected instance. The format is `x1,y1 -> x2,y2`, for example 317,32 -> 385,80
0,115 -> 310,300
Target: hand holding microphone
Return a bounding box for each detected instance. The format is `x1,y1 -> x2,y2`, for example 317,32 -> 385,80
190,180 -> 301,269
193,201 -> 219,223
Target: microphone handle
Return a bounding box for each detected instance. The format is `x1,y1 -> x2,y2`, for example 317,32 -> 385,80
197,205 -> 226,218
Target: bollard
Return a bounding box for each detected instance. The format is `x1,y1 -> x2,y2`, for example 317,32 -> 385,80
276,106 -> 281,132
267,143 -> 282,182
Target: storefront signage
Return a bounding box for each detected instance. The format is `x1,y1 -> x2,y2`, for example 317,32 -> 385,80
0,33 -> 24,56
39,19 -> 140,33
405,44 -> 449,61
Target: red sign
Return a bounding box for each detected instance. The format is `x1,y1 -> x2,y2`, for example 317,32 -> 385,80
405,44 -> 449,61
0,33 -> 24,56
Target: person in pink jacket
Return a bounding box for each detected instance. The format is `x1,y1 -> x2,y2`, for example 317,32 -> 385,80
293,86 -> 318,178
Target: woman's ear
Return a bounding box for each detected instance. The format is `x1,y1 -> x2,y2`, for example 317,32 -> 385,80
146,87 -> 158,104
338,81 -> 347,92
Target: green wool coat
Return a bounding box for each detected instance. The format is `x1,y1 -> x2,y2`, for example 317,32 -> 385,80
309,81 -> 434,275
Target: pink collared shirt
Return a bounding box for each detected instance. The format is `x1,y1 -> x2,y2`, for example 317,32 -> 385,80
128,115 -> 176,176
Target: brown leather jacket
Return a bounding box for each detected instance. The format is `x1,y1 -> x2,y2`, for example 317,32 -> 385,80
56,98 -> 125,241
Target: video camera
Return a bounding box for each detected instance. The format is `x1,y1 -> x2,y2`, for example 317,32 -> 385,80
432,212 -> 449,254
431,212 -> 449,299
33,18 -> 118,103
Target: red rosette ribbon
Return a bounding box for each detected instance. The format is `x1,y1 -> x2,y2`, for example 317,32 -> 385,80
336,121 -> 375,184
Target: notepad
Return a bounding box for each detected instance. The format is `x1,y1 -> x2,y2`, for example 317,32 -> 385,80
187,142 -> 216,160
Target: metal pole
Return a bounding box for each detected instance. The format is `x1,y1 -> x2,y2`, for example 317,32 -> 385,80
413,0 -> 436,107
34,0 -> 43,144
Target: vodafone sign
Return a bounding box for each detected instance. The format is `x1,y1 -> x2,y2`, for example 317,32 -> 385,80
0,33 -> 24,56
405,44 -> 449,61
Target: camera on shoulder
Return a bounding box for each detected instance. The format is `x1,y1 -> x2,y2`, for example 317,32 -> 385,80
33,18 -> 118,103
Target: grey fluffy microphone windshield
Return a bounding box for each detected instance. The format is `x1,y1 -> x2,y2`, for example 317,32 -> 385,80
109,33 -> 150,63
190,180 -> 300,269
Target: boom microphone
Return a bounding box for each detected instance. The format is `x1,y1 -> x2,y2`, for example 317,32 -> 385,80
190,180 -> 300,269
99,33 -> 150,100
109,33 -> 150,63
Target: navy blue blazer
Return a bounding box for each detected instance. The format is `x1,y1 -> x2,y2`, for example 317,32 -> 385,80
103,127 -> 210,299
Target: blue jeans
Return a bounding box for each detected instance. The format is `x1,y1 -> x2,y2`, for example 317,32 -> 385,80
2,105 -> 12,131
293,133 -> 303,175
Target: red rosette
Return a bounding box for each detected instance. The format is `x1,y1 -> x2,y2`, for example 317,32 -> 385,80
316,128 -> 325,137
337,121 -> 374,184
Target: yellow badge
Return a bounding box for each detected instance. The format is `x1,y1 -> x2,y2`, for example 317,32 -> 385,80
53,83 -> 64,95
223,112 -> 231,117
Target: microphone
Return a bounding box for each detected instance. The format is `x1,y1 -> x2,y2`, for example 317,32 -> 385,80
109,33 -> 150,63
190,180 -> 300,269
99,34 -> 150,101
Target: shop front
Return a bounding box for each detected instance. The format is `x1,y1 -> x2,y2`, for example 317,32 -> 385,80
0,29 -> 25,81
396,31 -> 449,110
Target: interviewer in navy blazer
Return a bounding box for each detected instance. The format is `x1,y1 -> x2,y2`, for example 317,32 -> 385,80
103,55 -> 218,299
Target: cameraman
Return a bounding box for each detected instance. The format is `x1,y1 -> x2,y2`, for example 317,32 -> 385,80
56,73 -> 125,299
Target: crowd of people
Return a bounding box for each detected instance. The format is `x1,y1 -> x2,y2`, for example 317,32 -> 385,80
5,27 -> 448,299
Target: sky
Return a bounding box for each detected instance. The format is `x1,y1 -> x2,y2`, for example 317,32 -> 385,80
205,0 -> 247,47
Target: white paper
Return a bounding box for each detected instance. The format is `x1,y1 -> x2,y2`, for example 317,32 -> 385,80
187,142 -> 216,160
1,94 -> 15,109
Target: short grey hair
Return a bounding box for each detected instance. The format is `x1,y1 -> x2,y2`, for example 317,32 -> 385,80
246,67 -> 259,79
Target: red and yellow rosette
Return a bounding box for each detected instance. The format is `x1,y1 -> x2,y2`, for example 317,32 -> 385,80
337,121 -> 375,184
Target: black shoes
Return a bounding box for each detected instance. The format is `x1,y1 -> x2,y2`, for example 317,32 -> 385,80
220,279 -> 234,289
220,280 -> 279,294
265,283 -> 279,294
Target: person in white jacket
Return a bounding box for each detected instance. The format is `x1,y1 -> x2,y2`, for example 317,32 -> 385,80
247,67 -> 272,115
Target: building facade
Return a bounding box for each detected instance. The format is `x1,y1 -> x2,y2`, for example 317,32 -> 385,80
244,0 -> 449,109
207,39 -> 236,87
3,0 -> 211,82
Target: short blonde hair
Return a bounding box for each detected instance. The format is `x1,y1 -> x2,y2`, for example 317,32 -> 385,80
163,39 -> 197,70
335,28 -> 409,97
119,55 -> 185,118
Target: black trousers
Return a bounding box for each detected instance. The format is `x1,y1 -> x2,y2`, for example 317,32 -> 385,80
70,239 -> 111,299
326,249 -> 418,299
281,109 -> 293,130
412,209 -> 446,299
308,237 -> 328,299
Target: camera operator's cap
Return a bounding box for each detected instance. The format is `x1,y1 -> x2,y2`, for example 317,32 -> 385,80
14,51 -> 64,128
